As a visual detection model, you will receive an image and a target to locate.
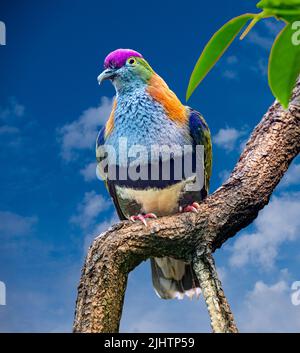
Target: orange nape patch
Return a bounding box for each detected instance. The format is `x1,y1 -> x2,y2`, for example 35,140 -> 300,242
147,74 -> 188,124
105,99 -> 117,137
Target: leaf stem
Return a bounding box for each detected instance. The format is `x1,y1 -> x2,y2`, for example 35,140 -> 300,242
240,11 -> 271,40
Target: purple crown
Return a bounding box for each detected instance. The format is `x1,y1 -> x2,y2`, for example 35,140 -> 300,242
104,49 -> 143,69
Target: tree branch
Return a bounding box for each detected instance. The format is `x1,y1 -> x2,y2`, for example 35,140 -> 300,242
73,79 -> 300,333
193,250 -> 238,333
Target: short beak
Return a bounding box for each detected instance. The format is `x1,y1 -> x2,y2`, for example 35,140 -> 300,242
97,68 -> 116,85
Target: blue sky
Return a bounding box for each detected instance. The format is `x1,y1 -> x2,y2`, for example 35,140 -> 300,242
0,0 -> 300,332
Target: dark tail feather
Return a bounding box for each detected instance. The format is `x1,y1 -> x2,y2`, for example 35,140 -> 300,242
150,257 -> 201,300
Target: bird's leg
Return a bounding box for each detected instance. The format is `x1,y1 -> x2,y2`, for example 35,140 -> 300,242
179,202 -> 200,214
129,213 -> 157,226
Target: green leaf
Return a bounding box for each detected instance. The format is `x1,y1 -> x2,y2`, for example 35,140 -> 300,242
278,14 -> 300,23
269,23 -> 300,108
257,0 -> 300,10
257,0 -> 300,22
186,14 -> 254,101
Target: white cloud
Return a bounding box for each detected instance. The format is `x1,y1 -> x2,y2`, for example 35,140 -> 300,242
246,20 -> 283,51
220,56 -> 239,80
249,20 -> 283,79
0,261 -> 80,333
213,127 -> 245,152
246,30 -> 273,50
122,303 -> 209,333
0,98 -> 25,140
216,265 -> 227,283
279,163 -> 300,188
84,213 -> 119,250
70,191 -> 110,230
80,162 -> 97,182
0,211 -> 37,237
252,57 -> 268,77
218,169 -> 231,183
237,279 -> 300,332
0,98 -> 25,122
121,262 -> 210,333
57,97 -> 113,161
70,190 -> 118,250
0,126 -> 19,135
226,55 -> 238,65
222,70 -> 238,80
229,192 -> 300,269
263,20 -> 284,36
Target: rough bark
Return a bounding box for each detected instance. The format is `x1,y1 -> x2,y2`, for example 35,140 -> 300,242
73,80 -> 300,333
193,250 -> 238,333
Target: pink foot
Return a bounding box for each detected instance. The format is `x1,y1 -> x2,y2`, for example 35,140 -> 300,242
129,213 -> 157,226
179,202 -> 200,214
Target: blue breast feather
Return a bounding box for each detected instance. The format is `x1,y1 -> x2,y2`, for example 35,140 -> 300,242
96,89 -> 207,190
104,89 -> 191,158
96,97 -> 207,152
96,97 -> 208,220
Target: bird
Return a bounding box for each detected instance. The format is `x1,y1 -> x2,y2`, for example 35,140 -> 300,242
96,49 -> 212,300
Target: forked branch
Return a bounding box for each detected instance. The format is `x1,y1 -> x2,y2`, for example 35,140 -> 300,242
73,79 -> 300,333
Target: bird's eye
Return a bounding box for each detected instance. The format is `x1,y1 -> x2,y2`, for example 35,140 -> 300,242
127,57 -> 136,65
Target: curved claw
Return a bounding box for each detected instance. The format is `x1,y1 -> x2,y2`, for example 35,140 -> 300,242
144,213 -> 157,219
180,202 -> 201,214
192,202 -> 200,209
184,205 -> 198,213
130,213 -> 157,226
